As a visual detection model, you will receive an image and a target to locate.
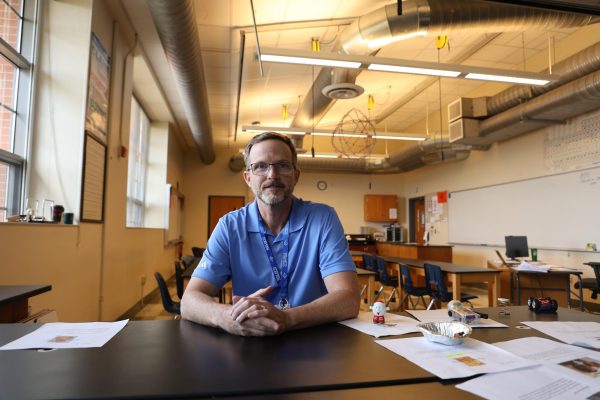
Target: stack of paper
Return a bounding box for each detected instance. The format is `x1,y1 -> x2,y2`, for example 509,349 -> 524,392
516,261 -> 551,273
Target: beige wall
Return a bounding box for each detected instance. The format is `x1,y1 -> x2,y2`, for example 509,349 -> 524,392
0,0 -> 183,322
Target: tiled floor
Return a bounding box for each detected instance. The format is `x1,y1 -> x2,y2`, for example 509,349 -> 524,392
132,277 -> 490,320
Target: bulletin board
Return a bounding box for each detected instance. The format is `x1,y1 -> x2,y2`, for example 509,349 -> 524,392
80,132 -> 107,223
165,185 -> 184,244
448,166 -> 600,251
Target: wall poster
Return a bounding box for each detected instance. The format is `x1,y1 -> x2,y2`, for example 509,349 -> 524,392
84,32 -> 111,142
80,132 -> 107,223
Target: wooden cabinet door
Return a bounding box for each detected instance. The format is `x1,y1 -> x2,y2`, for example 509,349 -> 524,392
364,195 -> 398,222
208,196 -> 245,237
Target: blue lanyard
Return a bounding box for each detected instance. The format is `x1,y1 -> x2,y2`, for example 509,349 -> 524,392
258,216 -> 290,309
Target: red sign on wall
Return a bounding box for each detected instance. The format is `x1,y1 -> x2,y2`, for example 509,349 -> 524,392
437,191 -> 448,203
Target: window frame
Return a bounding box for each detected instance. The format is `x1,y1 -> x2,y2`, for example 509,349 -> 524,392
126,96 -> 150,228
0,0 -> 38,219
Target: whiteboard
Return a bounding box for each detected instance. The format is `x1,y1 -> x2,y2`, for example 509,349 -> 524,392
448,167 -> 600,250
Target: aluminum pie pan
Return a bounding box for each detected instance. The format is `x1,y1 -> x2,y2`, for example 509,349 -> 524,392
417,321 -> 473,346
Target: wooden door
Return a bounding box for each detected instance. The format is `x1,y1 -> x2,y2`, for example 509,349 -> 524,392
208,196 -> 245,237
409,197 -> 426,243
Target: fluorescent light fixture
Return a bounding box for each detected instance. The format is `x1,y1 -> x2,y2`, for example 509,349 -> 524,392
241,125 -> 426,141
368,63 -> 461,77
297,153 -> 338,159
241,125 -> 308,136
298,153 -> 388,160
465,72 -> 550,86
377,134 -> 426,141
259,47 -> 558,86
260,54 -> 361,69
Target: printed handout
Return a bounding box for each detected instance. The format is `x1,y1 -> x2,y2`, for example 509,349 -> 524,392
456,366 -> 599,400
375,336 -> 537,379
0,320 -> 129,350
521,321 -> 600,349
339,311 -> 420,338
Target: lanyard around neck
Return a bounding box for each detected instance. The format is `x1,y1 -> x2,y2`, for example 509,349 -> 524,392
257,215 -> 290,308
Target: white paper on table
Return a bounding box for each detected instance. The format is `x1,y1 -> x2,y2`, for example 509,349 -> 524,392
493,337 -> 600,387
456,366 -> 600,400
521,321 -> 600,349
0,320 -> 129,350
406,309 -> 508,328
375,336 -> 537,379
338,311 -> 419,338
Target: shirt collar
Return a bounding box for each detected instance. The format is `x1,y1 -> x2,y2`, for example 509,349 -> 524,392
247,196 -> 306,234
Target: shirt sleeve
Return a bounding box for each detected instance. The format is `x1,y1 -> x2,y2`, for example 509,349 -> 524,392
191,217 -> 232,288
318,206 -> 356,278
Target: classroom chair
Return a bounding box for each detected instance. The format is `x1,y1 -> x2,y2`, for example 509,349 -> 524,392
375,256 -> 399,308
181,254 -> 196,269
424,263 -> 477,310
154,272 -> 181,318
174,260 -> 185,299
574,262 -> 600,303
362,254 -> 382,302
399,264 -> 431,309
191,247 -> 205,258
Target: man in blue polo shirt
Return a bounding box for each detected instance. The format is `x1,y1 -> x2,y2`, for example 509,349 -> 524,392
181,132 -> 360,336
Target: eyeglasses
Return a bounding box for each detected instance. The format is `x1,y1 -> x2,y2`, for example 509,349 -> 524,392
247,161 -> 295,176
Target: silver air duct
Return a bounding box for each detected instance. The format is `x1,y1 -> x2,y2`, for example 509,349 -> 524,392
450,40 -> 600,146
288,0 -> 596,173
148,0 -> 215,164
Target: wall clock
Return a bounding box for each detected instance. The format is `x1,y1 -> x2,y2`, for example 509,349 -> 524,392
317,180 -> 327,191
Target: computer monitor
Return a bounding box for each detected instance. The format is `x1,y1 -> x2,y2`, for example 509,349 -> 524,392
505,236 -> 529,260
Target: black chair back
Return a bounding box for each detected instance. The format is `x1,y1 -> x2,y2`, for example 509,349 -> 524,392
424,263 -> 477,307
362,254 -> 379,280
174,260 -> 185,299
376,256 -> 398,287
191,247 -> 205,258
154,272 -> 181,316
181,255 -> 196,269
425,263 -> 451,301
401,264 -> 428,294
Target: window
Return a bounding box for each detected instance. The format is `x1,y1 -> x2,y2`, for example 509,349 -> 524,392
126,97 -> 150,227
0,0 -> 37,220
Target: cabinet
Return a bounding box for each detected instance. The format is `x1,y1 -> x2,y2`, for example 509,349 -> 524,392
377,243 -> 453,263
364,195 -> 397,222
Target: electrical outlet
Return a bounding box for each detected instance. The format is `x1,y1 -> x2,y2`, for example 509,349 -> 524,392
140,275 -> 147,285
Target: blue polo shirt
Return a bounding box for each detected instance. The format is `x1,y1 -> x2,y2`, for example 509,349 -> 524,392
192,197 -> 355,307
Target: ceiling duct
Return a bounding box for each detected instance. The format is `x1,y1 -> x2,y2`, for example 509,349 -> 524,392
450,40 -> 600,146
289,0 -> 597,173
227,137 -> 470,174
148,0 -> 215,164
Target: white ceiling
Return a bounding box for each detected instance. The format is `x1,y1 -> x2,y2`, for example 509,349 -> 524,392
120,0 -> 600,159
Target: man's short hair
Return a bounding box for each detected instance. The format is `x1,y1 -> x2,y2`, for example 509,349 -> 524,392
243,132 -> 298,169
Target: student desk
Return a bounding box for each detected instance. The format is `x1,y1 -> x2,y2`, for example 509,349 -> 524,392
0,285 -> 52,323
487,261 -> 584,311
382,257 -> 501,307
